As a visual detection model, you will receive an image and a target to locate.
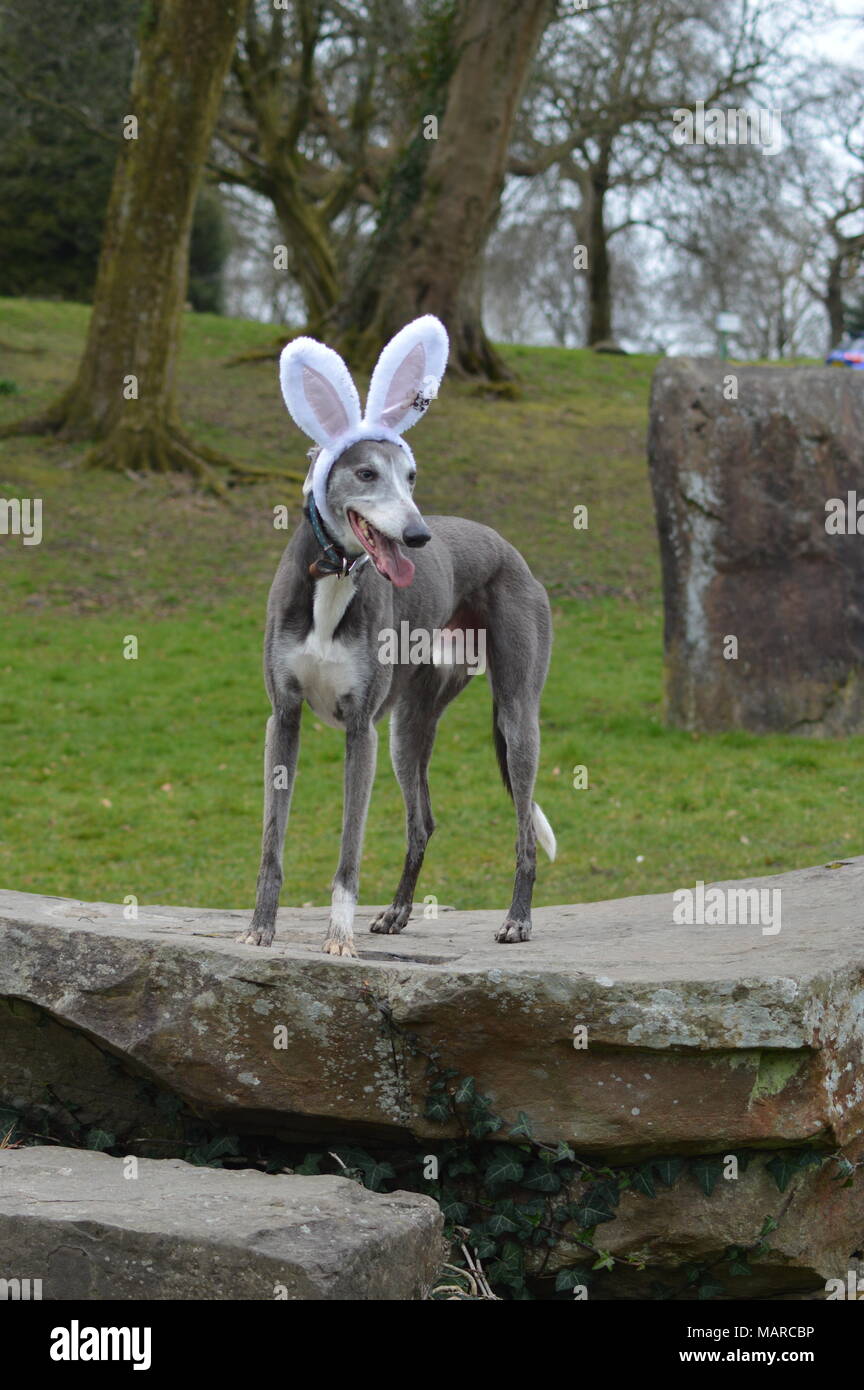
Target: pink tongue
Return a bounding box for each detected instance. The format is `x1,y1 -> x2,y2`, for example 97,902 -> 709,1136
377,536 -> 415,587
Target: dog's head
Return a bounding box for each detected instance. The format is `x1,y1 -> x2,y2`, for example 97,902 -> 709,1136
278,316 -> 448,587
323,439 -> 430,588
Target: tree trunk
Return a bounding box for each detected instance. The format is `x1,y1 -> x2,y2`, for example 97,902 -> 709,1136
586,159 -> 612,346
825,252 -> 846,352
329,0 -> 552,379
2,0 -> 245,481
270,175 -> 340,336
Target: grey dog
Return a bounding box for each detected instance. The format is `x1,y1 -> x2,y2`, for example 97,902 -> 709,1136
239,359 -> 555,957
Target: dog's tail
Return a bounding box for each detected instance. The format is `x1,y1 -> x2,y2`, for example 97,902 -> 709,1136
531,802 -> 557,862
492,702 -> 557,861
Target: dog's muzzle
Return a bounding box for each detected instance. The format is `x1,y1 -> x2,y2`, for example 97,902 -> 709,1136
402,521 -> 432,548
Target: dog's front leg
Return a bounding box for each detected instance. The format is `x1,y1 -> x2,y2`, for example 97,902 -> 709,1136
238,701 -> 301,947
323,718 -> 377,957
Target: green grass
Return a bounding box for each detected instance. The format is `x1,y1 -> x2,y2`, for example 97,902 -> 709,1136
0,299 -> 860,913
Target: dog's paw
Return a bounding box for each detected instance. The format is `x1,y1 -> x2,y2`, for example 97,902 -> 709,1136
236,924 -> 275,947
494,917 -> 532,943
322,937 -> 358,957
369,903 -> 411,935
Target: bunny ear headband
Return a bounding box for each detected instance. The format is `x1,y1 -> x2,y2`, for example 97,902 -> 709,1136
278,315 -> 449,533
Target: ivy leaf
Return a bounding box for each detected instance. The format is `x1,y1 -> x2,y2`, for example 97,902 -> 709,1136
496,1240 -> 524,1271
698,1282 -> 726,1299
362,1160 -> 395,1191
653,1156 -> 685,1188
572,1194 -> 616,1228
592,1180 -> 620,1209
469,1114 -> 502,1139
485,1211 -> 519,1236
295,1153 -> 323,1175
453,1076 -> 476,1105
797,1150 -> 825,1171
765,1154 -> 800,1193
555,1266 -> 590,1291
728,1260 -> 752,1277
522,1165 -> 562,1193
439,1194 -> 470,1224
469,1228 -> 498,1259
760,1214 -> 779,1236
591,1250 -> 615,1272
85,1128 -> 115,1153
690,1156 -> 724,1196
425,1094 -> 452,1124
553,1140 -> 575,1162
516,1197 -> 547,1227
445,1154 -> 477,1177
509,1111 -> 533,1139
630,1166 -> 656,1199
484,1148 -> 525,1187
487,1263 -> 525,1291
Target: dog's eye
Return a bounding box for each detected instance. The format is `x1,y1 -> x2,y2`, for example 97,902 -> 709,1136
356,469 -> 377,482
407,472 -> 416,485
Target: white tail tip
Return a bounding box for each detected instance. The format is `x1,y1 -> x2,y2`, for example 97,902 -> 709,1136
532,802 -> 557,862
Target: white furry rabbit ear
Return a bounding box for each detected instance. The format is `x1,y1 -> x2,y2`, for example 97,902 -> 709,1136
365,315 -> 449,436
279,337 -> 362,449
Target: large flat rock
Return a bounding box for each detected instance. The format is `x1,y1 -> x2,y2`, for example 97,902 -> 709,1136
0,1147 -> 442,1300
1,858 -> 863,1156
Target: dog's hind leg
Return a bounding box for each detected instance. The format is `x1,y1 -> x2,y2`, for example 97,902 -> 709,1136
492,697 -> 543,942
370,698 -> 439,936
238,700 -> 302,947
323,717 -> 378,957
487,586 -> 555,944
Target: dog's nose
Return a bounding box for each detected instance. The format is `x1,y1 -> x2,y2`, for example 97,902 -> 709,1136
402,521 -> 432,548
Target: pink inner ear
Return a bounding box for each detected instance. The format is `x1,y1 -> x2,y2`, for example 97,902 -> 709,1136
380,342 -> 427,424
302,364 -> 350,440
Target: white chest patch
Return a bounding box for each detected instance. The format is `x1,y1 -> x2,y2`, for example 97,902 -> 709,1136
277,577 -> 360,728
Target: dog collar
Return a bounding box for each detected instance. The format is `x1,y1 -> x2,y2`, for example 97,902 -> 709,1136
305,495 -> 369,581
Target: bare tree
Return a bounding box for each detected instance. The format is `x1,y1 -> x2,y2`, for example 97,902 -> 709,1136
1,0 -> 247,482
790,77 -> 864,350
327,0 -> 554,379
509,0 -> 791,345
211,0 -> 410,335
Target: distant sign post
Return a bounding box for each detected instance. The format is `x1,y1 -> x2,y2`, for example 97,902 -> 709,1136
716,311 -> 742,360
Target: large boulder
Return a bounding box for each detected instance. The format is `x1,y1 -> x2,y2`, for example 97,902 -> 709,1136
0,1147 -> 443,1300
648,359 -> 864,734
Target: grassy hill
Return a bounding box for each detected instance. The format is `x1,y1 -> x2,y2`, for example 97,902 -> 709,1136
0,299 -> 859,918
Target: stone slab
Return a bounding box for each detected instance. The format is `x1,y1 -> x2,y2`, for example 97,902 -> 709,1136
2,858 -> 863,1156
0,1146 -> 443,1300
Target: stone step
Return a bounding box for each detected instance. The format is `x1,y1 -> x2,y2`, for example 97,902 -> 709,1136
0,1147 -> 442,1300
1,857 -> 863,1156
